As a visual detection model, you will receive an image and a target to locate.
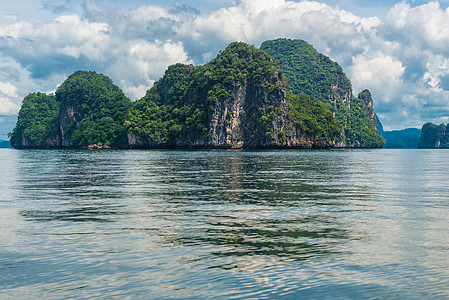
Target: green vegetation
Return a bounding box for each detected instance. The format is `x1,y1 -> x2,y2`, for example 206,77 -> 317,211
11,42 -> 344,149
288,94 -> 340,141
261,38 -> 384,148
418,122 -> 449,148
9,92 -> 60,146
126,42 -> 339,145
56,71 -> 132,147
260,38 -> 351,102
345,97 -> 385,147
126,63 -> 209,144
10,71 -> 133,148
127,42 -> 285,144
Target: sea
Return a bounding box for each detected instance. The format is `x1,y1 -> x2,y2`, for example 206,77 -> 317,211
0,148 -> 448,299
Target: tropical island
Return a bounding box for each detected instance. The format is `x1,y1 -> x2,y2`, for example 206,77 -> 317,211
9,39 -> 384,150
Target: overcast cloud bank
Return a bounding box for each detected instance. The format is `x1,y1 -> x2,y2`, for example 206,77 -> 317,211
1,0 -> 449,130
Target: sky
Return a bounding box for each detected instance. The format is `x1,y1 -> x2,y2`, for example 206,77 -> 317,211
2,0 -> 449,138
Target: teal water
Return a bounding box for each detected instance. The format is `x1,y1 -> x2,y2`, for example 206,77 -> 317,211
0,149 -> 448,299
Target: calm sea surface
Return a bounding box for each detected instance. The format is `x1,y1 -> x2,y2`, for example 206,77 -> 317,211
0,149 -> 448,299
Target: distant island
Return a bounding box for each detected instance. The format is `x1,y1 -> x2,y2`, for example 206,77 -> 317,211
418,122 -> 449,149
10,39 -> 383,150
0,140 -> 11,148
376,116 -> 421,149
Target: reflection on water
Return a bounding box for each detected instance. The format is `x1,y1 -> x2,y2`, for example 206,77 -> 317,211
1,149 -> 449,299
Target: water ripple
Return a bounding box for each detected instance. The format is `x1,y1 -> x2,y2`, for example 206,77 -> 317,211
1,149 -> 449,299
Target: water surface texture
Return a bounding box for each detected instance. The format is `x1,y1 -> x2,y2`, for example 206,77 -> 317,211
1,149 -> 448,299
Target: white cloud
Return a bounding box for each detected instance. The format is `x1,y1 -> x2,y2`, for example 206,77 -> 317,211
349,55 -> 405,103
129,5 -> 172,22
385,2 -> 449,54
0,80 -> 21,115
106,40 -> 191,100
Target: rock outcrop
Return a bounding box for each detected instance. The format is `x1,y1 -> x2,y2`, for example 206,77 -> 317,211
9,92 -> 61,149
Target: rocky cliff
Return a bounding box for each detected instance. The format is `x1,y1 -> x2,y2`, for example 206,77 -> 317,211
126,42 -> 339,149
260,38 -> 384,148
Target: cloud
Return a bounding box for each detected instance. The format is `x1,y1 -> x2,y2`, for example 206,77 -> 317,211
42,0 -> 73,14
0,0 -> 449,129
0,15 -> 110,79
349,55 -> 405,105
0,3 -> 193,101
108,39 -> 191,100
0,66 -> 20,82
0,80 -> 21,115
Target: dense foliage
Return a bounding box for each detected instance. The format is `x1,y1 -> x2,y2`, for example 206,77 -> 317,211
350,90 -> 384,147
126,42 -> 339,145
9,92 -> 60,146
260,38 -> 352,102
261,38 -> 384,148
418,122 -> 449,148
56,71 -> 132,146
288,94 -> 340,141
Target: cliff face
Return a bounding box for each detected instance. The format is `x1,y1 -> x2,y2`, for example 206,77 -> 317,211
329,79 -> 352,111
58,104 -> 78,148
127,42 -> 338,149
260,38 -> 384,148
358,89 -> 378,130
205,70 -> 332,149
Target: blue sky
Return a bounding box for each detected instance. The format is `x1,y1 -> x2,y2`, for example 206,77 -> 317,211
2,0 -> 449,139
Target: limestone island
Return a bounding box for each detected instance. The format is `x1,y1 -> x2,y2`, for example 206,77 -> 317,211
10,39 -> 383,150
